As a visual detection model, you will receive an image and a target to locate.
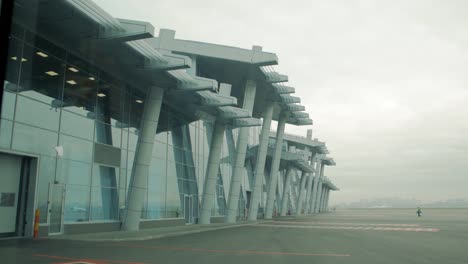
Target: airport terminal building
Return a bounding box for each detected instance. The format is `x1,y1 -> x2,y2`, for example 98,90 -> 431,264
0,0 -> 338,238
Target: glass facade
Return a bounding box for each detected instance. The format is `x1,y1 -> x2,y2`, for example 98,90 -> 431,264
0,23 -> 266,226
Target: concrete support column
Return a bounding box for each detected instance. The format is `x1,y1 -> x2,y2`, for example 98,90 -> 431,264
314,163 -> 325,213
323,189 -> 330,211
122,86 -> 164,231
248,102 -> 274,221
265,112 -> 287,219
280,166 -> 294,216
325,189 -> 330,211
304,152 -> 317,215
308,157 -> 322,214
199,120 -> 226,224
295,171 -> 308,215
320,187 -> 327,212
225,80 -> 257,223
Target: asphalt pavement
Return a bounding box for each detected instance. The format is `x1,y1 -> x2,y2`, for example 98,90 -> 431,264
2,208 -> 467,264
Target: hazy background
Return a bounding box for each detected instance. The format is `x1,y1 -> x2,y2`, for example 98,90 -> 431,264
95,0 -> 468,206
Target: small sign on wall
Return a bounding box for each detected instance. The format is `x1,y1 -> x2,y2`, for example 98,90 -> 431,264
0,193 -> 16,207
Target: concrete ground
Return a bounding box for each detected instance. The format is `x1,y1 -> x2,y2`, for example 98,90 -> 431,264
2,208 -> 468,264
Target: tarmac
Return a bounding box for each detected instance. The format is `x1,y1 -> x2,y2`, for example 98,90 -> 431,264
1,208 -> 468,264
46,221 -> 265,242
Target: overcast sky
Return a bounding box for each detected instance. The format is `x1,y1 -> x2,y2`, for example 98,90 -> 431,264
96,0 -> 468,204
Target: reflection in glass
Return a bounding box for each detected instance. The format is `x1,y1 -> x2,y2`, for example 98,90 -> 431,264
166,161 -> 181,217
91,187 -> 118,221
60,110 -> 94,140
95,121 -> 121,148
1,91 -> 16,120
92,165 -> 118,188
96,80 -> 123,125
61,159 -> 91,186
19,44 -> 64,104
15,95 -> 60,131
147,157 -> 166,219
0,119 -> 13,149
12,123 -> 58,157
62,63 -> 97,117
3,38 -> 22,92
59,134 -> 93,163
64,185 -> 90,222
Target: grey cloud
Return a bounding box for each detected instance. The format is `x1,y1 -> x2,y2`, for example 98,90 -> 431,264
95,0 -> 468,205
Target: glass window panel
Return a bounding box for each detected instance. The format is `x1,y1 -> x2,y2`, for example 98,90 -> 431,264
166,161 -> 181,217
119,187 -> 126,209
121,129 -> 128,150
1,91 -> 16,120
120,91 -> 131,128
62,62 -> 97,117
177,178 -> 184,195
128,93 -> 144,131
121,150 -> 127,169
167,130 -> 174,146
3,37 -> 22,95
60,110 -> 94,140
154,131 -> 167,143
64,185 -> 90,222
24,30 -> 66,60
90,187 -> 119,221
128,131 -> 138,151
95,121 -> 121,148
36,156 -> 57,223
12,123 -> 58,157
15,95 -> 60,131
9,23 -> 24,39
59,134 -> 93,163
96,79 -> 124,125
0,119 -> 13,149
167,144 -> 176,162
118,169 -> 127,208
127,151 -> 135,172
19,44 -> 65,104
60,159 -> 91,186
126,170 -> 132,190
148,157 -> 166,189
92,164 -> 118,188
152,141 -> 167,160
147,157 -> 166,219
66,53 -> 99,77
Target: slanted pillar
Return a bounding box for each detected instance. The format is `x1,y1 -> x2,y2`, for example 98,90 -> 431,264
325,189 -> 330,211
309,156 -> 322,214
199,120 -> 226,224
122,86 -> 164,231
248,102 -> 274,221
323,188 -> 329,212
295,171 -> 308,215
314,163 -> 325,213
320,187 -> 326,212
265,112 -> 287,219
304,152 -> 317,215
225,80 -> 257,223
280,166 -> 294,216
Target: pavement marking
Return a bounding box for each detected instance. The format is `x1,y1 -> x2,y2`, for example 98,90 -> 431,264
113,244 -> 351,257
259,224 -> 440,232
272,221 -> 421,227
33,254 -> 148,264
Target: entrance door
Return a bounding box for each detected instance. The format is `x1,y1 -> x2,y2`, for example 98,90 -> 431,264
183,195 -> 194,224
48,183 -> 65,235
0,153 -> 23,235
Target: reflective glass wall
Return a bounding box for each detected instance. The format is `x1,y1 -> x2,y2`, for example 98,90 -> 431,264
1,17 -> 265,226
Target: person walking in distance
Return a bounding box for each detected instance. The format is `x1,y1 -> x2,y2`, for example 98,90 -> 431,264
416,207 -> 422,217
